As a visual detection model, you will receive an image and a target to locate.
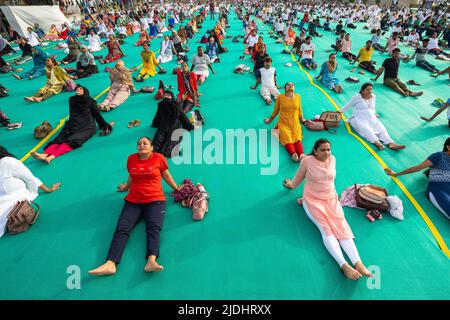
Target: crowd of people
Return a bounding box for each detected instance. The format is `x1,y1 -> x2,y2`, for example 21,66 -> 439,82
0,0 -> 449,282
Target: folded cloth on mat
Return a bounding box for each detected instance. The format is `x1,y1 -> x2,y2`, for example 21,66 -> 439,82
340,185 -> 359,208
171,179 -> 209,220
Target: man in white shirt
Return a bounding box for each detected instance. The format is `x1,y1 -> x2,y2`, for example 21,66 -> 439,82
407,29 -> 420,47
299,36 -> 317,70
427,33 -> 449,58
250,57 -> 281,105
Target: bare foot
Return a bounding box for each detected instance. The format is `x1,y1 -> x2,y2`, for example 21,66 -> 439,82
89,261 -> 117,276
354,261 -> 373,278
45,155 -> 55,164
291,153 -> 300,162
24,96 -> 35,102
388,143 -> 406,150
299,153 -> 306,161
12,73 -> 21,80
30,151 -> 47,161
265,98 -> 272,105
144,259 -> 164,273
341,263 -> 363,280
34,97 -> 43,103
374,141 -> 385,150
410,91 -> 423,97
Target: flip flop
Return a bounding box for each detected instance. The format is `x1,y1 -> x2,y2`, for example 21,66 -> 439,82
133,119 -> 141,127
407,80 -> 421,86
7,122 -> 22,130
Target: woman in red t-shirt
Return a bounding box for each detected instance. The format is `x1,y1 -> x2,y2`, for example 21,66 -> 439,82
89,137 -> 180,276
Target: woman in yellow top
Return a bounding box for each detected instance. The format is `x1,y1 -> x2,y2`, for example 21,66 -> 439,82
133,43 -> 165,82
264,82 -> 305,162
24,57 -> 72,103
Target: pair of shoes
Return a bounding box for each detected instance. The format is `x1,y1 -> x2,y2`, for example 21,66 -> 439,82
366,210 -> 382,222
239,55 -> 245,60
127,119 -> 140,128
7,122 -> 22,130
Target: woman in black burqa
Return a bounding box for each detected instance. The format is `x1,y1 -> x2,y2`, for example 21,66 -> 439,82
31,85 -> 113,164
151,90 -> 194,158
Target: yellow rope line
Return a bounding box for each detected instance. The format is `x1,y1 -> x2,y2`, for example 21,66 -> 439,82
283,44 -> 450,258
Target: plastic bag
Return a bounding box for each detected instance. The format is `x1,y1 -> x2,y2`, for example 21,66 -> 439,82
386,196 -> 404,220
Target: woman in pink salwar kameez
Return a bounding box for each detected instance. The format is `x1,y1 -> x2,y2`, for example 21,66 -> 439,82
283,139 -> 373,280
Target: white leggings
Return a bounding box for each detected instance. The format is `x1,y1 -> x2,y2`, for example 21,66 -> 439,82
303,201 -> 361,268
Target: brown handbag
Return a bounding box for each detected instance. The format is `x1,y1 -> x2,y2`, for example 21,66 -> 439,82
33,120 -> 53,139
355,184 -> 390,212
319,111 -> 341,128
6,200 -> 40,235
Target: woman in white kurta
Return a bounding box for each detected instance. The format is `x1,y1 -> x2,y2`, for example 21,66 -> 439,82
158,36 -> 175,64
27,28 -> 40,47
0,148 -> 60,237
340,83 -> 405,151
87,30 -> 103,52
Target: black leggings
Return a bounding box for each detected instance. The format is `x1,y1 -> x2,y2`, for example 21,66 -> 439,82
417,60 -> 438,72
342,52 -> 356,60
360,61 -> 377,74
106,200 -> 166,264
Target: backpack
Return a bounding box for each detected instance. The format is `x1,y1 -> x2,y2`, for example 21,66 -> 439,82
33,121 -> 53,139
7,200 -> 40,235
200,35 -> 208,43
355,184 -> 390,212
319,111 -> 341,128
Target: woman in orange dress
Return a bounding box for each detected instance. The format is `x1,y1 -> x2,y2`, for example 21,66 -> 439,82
283,139 -> 373,280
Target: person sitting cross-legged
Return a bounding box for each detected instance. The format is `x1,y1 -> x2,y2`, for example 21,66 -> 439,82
250,57 -> 281,104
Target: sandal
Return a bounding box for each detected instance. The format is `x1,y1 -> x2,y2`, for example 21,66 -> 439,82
368,209 -> 382,220
407,80 -> 421,86
133,119 -> 141,127
345,77 -> 359,83
127,121 -> 134,128
7,122 -> 22,130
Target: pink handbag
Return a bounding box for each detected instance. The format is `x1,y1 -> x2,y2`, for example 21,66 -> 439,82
65,79 -> 77,92
304,119 -> 337,134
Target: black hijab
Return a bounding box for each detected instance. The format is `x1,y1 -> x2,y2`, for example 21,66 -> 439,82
70,85 -> 94,110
